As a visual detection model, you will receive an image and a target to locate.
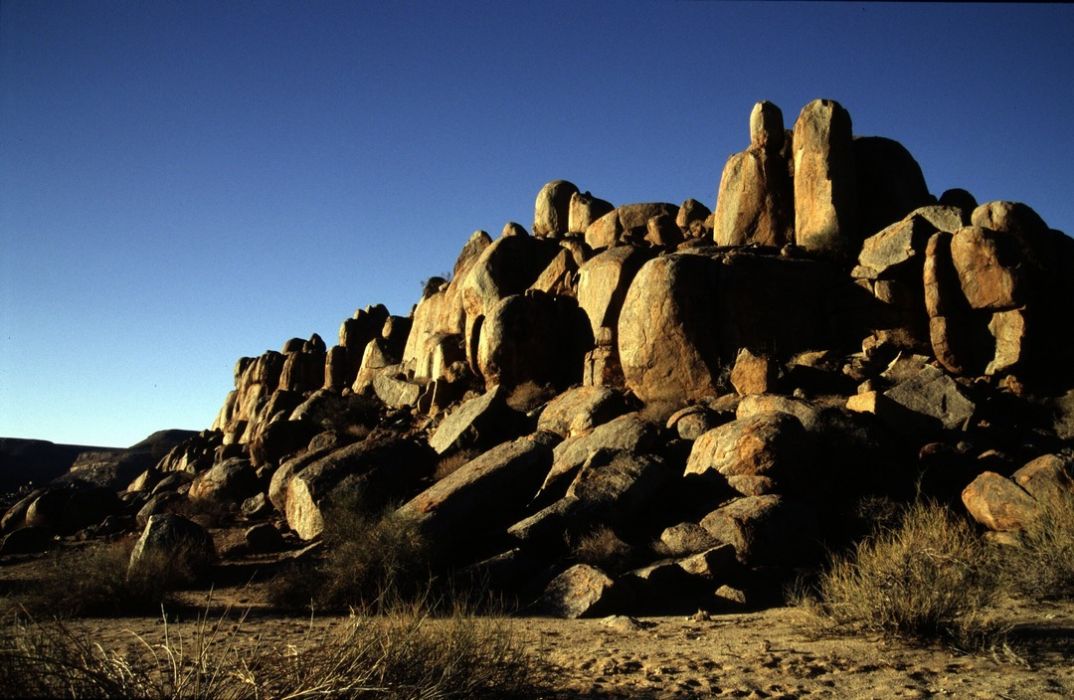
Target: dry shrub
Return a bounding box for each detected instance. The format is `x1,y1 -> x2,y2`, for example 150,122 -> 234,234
505,381 -> 556,413
807,501 -> 995,642
270,496 -> 432,612
0,604 -> 544,699
996,491 -> 1074,600
571,526 -> 633,573
433,449 -> 480,481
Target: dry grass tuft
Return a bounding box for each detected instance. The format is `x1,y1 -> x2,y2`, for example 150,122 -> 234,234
804,501 -> 996,643
0,603 -> 545,699
433,449 -> 480,481
7,539 -> 210,618
505,382 -> 557,413
571,526 -> 634,573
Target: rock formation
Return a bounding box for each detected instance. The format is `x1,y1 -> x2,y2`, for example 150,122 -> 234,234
5,98 -> 1073,619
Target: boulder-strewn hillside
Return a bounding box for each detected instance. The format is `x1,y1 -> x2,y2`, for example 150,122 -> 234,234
4,99 -> 1073,614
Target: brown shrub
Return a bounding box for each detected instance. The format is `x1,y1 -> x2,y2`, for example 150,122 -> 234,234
571,526 -> 634,573
805,501 -> 996,642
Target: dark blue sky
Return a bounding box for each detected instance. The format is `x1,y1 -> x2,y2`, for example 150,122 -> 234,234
3,1 -> 1072,446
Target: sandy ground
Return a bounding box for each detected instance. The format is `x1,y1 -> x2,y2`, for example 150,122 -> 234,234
4,536 -> 1074,699
52,598 -> 1074,699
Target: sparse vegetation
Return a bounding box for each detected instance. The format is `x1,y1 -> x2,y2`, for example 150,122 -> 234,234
804,501 -> 996,643
0,604 -> 545,699
571,526 -> 634,573
433,448 -> 480,481
505,381 -> 557,413
7,539 -> 210,618
270,495 -> 433,612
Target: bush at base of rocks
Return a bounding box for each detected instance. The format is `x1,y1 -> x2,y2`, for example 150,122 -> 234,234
804,501 -> 995,642
270,495 -> 432,611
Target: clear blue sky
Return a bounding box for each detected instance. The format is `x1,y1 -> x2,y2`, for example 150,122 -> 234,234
2,2 -> 1072,447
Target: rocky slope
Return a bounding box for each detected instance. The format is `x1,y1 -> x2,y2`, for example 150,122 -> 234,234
4,98 -> 1073,615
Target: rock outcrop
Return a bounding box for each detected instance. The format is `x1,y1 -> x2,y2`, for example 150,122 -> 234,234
10,97 -> 1074,621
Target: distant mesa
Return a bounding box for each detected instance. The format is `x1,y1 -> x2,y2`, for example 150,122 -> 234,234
4,99 -> 1074,617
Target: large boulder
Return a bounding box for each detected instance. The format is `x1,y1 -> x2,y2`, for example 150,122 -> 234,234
428,385 -> 518,455
1012,454 -> 1073,503
618,250 -> 838,403
248,419 -> 321,468
529,248 -> 579,298
540,563 -> 619,618
536,386 -> 633,439
188,457 -> 260,505
685,413 -> 810,496
962,471 -> 1039,532
128,514 -> 215,579
267,443 -> 345,512
949,225 -> 1025,311
882,364 -> 975,432
460,235 -> 562,366
617,253 -> 722,402
397,432 -> 558,549
713,102 -> 792,248
577,246 -> 652,341
24,486 -> 121,535
852,136 -> 932,238
403,231 -> 492,380
568,191 -> 614,233
540,412 -> 661,498
699,495 -> 819,566
533,180 -> 579,238
564,451 -> 672,522
713,147 -> 792,248
924,231 -> 992,375
791,99 -> 856,257
285,437 -> 434,540
476,291 -> 591,390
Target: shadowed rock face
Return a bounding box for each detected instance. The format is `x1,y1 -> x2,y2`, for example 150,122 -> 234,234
13,97 -> 1074,620
617,249 -> 842,403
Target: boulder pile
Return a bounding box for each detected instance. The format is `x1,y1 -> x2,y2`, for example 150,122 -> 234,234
3,99 -> 1073,615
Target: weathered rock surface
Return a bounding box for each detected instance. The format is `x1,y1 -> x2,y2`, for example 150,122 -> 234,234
534,180 -> 579,238
585,203 -> 679,250
962,471 -> 1039,532
128,514 -> 215,578
428,385 -> 513,455
398,433 -> 558,547
541,413 -> 660,497
882,364 -> 975,432
577,246 -> 651,340
792,99 -> 856,257
685,413 -> 810,496
188,457 -> 260,505
713,104 -> 793,248
537,386 -> 633,439
286,437 -> 433,540
568,191 -> 614,233
699,495 -> 819,566
540,563 -> 619,618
